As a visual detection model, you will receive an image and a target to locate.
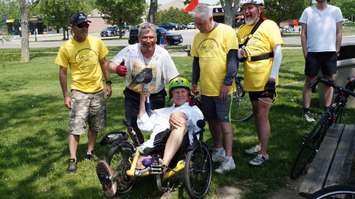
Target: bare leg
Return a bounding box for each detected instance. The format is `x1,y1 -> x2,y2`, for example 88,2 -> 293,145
208,120 -> 223,149
163,112 -> 187,166
87,128 -> 97,154
303,76 -> 317,109
252,98 -> 272,157
220,122 -> 234,157
323,74 -> 335,107
69,134 -> 80,160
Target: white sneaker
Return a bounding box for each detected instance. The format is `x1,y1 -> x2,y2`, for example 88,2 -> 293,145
215,157 -> 236,174
304,111 -> 316,122
249,154 -> 269,166
244,145 -> 261,155
211,148 -> 226,162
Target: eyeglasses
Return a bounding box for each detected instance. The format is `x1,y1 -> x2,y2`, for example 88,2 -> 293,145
76,22 -> 89,28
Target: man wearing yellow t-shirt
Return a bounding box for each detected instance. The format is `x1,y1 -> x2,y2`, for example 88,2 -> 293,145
237,0 -> 283,166
191,4 -> 239,174
55,12 -> 111,173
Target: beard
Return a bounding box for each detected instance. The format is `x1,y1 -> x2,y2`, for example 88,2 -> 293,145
245,15 -> 259,25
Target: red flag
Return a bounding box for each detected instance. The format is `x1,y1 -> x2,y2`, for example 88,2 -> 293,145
183,0 -> 199,13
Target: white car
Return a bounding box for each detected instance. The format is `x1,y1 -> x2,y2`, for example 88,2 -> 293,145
187,22 -> 195,29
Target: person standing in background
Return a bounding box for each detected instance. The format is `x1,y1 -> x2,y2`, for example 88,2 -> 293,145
300,0 -> 343,122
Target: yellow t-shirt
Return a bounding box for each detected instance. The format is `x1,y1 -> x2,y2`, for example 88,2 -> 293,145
191,24 -> 238,96
55,35 -> 109,93
237,19 -> 283,91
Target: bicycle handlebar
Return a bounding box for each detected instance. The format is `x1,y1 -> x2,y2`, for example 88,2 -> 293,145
311,77 -> 355,98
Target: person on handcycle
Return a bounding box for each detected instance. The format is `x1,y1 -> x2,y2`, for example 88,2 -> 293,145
96,77 -> 204,197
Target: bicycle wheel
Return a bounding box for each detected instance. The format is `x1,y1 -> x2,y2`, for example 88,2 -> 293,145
106,143 -> 135,194
230,80 -> 253,122
184,143 -> 212,199
290,120 -> 328,179
308,185 -> 355,199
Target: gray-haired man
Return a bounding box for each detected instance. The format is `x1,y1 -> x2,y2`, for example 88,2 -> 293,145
109,22 -> 179,141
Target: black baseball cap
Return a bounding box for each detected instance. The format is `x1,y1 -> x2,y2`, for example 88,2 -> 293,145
70,12 -> 91,26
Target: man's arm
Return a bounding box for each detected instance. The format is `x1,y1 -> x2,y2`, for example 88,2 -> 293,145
59,66 -> 71,109
300,23 -> 308,59
99,57 -> 112,97
191,57 -> 200,94
336,21 -> 342,55
220,49 -> 238,99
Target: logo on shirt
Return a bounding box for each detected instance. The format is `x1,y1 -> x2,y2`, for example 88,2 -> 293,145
75,48 -> 99,73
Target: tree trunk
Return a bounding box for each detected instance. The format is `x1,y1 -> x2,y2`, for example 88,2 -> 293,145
20,0 -> 30,63
147,0 -> 157,23
221,0 -> 238,27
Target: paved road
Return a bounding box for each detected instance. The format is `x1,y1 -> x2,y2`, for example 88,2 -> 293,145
1,29 -> 355,49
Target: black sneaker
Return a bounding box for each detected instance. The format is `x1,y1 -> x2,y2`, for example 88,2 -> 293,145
67,159 -> 77,173
84,153 -> 98,161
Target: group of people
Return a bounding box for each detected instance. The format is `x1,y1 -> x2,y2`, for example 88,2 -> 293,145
55,0 -> 343,196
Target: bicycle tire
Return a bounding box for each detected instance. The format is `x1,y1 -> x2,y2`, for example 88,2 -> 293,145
290,120 -> 328,179
184,143 -> 212,199
106,144 -> 135,194
308,185 -> 355,199
230,80 -> 253,122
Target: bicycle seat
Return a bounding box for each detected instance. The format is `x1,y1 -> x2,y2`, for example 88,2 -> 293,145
100,131 -> 128,145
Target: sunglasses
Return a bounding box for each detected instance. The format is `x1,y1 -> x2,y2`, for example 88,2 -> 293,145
76,22 -> 89,28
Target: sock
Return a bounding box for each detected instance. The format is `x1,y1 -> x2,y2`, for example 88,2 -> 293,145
303,107 -> 310,113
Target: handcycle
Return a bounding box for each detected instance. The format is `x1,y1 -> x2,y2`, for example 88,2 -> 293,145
290,77 -> 355,180
307,185 -> 355,199
230,76 -> 253,122
99,117 -> 213,198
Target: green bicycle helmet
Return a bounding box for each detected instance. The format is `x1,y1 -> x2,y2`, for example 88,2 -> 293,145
168,77 -> 191,93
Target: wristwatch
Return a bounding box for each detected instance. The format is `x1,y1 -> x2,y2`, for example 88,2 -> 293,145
105,80 -> 112,85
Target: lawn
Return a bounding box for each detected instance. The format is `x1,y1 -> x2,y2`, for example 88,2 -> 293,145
0,48 -> 354,199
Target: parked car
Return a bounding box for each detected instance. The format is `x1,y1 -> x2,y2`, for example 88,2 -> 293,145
186,22 -> 195,29
100,26 -> 118,37
128,27 -> 183,45
159,22 -> 179,30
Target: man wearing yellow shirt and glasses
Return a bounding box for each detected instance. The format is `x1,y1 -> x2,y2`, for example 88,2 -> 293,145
55,12 -> 111,173
237,0 -> 283,166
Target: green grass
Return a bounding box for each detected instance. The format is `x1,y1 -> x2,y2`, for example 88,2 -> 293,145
1,48 -> 354,199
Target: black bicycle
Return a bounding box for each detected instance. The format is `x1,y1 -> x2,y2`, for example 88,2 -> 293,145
307,185 -> 355,199
230,76 -> 253,122
290,77 -> 355,180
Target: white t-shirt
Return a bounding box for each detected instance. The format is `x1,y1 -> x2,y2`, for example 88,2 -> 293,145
111,44 -> 179,94
137,102 -> 204,149
299,5 -> 343,52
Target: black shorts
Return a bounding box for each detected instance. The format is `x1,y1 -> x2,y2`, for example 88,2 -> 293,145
305,52 -> 337,77
200,95 -> 231,122
249,89 -> 275,101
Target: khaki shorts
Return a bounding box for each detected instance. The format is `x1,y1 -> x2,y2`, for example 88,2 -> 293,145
69,90 -> 106,135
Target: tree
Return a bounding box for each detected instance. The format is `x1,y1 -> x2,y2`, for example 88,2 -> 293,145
20,0 -> 30,62
265,0 -> 307,23
147,0 -> 158,23
219,0 -> 239,26
37,0 -> 92,40
333,0 -> 355,19
96,0 -> 145,27
156,7 -> 193,24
